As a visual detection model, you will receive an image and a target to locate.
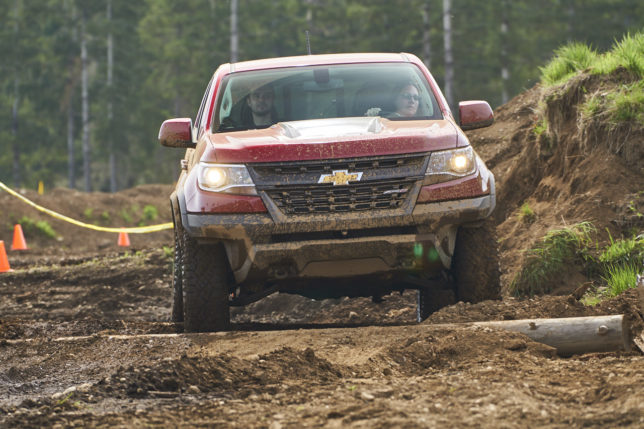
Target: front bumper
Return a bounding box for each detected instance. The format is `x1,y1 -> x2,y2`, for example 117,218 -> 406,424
183,192 -> 494,285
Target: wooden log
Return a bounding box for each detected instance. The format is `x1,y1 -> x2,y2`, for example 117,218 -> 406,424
472,315 -> 630,356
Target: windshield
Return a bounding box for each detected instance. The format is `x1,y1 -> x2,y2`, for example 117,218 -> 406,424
213,62 -> 442,133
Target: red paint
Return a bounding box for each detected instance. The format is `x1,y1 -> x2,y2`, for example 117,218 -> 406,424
416,174 -> 488,203
205,120 -> 458,163
204,65 -> 229,131
232,53 -> 418,73
459,101 -> 494,129
158,118 -> 192,147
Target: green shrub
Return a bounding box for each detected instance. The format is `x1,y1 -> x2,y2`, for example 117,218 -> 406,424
18,216 -> 58,240
580,94 -> 603,119
83,208 -> 94,220
541,32 -> 644,86
120,208 -> 133,224
599,234 -> 644,267
607,81 -> 644,125
603,264 -> 640,296
533,117 -> 548,136
540,42 -> 598,86
518,202 -> 536,223
594,32 -> 644,78
142,205 -> 159,222
510,222 -> 594,296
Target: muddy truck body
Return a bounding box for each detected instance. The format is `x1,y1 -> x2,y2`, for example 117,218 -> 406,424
159,53 -> 500,332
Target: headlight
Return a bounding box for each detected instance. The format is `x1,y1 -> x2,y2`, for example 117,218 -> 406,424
198,163 -> 257,195
424,146 -> 476,185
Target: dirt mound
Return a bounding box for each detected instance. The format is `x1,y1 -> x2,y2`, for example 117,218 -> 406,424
0,248 -> 173,324
467,70 -> 644,293
383,328 -> 556,375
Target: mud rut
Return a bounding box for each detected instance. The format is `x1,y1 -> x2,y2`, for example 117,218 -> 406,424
0,248 -> 642,428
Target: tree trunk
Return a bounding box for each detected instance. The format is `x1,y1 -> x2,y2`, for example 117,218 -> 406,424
12,77 -> 20,188
566,0 -> 575,42
107,0 -> 116,192
421,2 -> 431,69
230,0 -> 238,63
442,0 -> 454,109
67,102 -> 75,189
11,0 -> 21,188
67,1 -> 77,190
81,9 -> 91,192
500,0 -> 510,105
471,314 -> 630,356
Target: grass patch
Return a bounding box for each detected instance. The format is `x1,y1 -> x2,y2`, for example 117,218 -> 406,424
513,224 -> 643,302
119,208 -> 133,224
142,205 -> 159,221
606,81 -> 644,125
162,245 -> 173,259
594,32 -> 644,78
83,208 -> 94,220
599,233 -> 644,267
580,93 -> 603,119
540,42 -> 598,86
510,222 -> 594,296
18,216 -> 59,240
578,80 -> 644,127
518,202 -> 536,223
541,32 -> 644,88
533,117 -> 548,136
603,263 -> 640,296
580,292 -> 603,307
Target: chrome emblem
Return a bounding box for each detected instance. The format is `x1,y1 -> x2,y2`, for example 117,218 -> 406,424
318,170 -> 363,186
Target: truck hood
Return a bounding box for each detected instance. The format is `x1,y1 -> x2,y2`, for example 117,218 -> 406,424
204,117 -> 459,163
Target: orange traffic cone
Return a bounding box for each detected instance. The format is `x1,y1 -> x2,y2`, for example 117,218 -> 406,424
11,224 -> 28,250
0,241 -> 12,273
117,230 -> 131,247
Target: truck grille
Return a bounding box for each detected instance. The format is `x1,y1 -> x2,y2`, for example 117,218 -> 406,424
250,154 -> 429,215
252,154 -> 426,176
265,179 -> 416,214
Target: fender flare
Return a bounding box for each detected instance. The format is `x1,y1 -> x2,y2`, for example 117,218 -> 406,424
170,187 -> 188,231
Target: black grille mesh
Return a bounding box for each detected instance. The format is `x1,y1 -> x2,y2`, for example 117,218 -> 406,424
265,179 -> 415,214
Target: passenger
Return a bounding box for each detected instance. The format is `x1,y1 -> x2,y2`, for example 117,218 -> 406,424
242,84 -> 279,128
391,81 -> 420,117
364,81 -> 421,118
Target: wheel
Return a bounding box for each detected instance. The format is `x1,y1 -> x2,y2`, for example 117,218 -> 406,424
181,227 -> 231,332
171,224 -> 184,323
451,219 -> 501,303
416,278 -> 455,322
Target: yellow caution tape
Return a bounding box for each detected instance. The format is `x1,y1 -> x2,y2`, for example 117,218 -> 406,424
0,181 -> 172,233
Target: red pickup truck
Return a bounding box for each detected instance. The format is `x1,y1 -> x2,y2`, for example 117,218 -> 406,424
159,53 -> 499,332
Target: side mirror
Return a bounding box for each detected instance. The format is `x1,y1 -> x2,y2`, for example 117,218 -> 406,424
158,118 -> 195,148
458,101 -> 494,130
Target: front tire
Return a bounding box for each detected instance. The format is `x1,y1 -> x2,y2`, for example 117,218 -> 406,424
451,219 -> 501,303
181,228 -> 231,332
171,224 -> 184,323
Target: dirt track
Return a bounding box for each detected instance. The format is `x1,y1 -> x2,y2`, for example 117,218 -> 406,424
1,70 -> 644,426
1,248 -> 643,428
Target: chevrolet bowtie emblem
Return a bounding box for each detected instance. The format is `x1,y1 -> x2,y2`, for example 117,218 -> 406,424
318,170 -> 363,186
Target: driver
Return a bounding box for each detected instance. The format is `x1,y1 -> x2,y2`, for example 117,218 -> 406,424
243,84 -> 278,127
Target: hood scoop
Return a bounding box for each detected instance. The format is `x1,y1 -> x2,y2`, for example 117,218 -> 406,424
279,117 -> 383,139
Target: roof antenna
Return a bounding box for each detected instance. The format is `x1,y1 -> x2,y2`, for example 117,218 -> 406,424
305,30 -> 312,55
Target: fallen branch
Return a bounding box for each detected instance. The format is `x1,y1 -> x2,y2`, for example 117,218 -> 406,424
471,314 -> 630,356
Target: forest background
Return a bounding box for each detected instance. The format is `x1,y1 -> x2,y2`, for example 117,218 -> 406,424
1,0 -> 643,192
